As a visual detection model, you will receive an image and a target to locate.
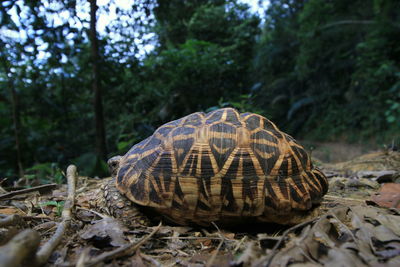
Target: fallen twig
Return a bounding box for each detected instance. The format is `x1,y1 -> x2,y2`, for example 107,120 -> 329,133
22,215 -> 52,221
205,222 -> 226,267
82,221 -> 162,266
33,221 -> 57,232
0,183 -> 57,200
141,252 -> 162,266
265,217 -> 318,267
233,235 -> 247,254
324,195 -> 365,203
0,229 -> 40,267
205,239 -> 224,267
75,247 -> 90,267
160,236 -> 225,240
34,165 -> 77,266
76,206 -> 108,219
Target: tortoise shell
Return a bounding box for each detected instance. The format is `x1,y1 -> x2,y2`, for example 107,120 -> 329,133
114,108 -> 328,225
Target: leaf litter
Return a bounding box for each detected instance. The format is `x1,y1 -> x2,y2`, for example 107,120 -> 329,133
0,150 -> 399,266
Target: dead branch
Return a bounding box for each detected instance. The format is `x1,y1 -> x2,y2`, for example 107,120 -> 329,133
82,221 -> 162,266
0,214 -> 23,227
0,229 -> 40,267
34,165 -> 77,266
0,183 -> 57,200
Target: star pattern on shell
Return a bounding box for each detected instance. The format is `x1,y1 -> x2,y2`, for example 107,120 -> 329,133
114,108 -> 328,225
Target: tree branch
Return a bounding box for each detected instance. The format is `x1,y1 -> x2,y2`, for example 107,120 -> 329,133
319,20 -> 400,30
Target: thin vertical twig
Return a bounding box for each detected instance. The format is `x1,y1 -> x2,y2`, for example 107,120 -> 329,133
35,165 -> 77,265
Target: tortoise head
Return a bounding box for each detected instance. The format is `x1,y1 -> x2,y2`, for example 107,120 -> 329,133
107,155 -> 122,178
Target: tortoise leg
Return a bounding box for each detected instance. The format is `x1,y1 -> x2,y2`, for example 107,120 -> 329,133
103,178 -> 151,227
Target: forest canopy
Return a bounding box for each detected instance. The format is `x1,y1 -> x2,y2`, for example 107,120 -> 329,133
1,0 -> 399,181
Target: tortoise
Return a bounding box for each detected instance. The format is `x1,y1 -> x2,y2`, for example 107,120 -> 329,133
105,108 -> 328,226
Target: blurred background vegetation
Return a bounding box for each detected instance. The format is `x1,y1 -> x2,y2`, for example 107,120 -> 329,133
0,0 -> 399,183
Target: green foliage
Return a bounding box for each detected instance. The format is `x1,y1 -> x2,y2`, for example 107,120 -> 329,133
144,1 -> 260,121
385,85 -> 400,125
25,162 -> 64,184
254,0 -> 400,140
0,0 -> 399,181
144,40 -> 235,116
40,200 -> 65,217
206,93 -> 262,115
72,153 -> 109,178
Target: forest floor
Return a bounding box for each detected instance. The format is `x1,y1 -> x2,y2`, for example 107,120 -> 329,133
0,146 -> 399,266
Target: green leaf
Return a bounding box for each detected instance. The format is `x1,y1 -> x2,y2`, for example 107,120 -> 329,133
387,116 -> 396,123
117,141 -> 130,151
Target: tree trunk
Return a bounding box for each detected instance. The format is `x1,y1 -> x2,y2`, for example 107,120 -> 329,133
10,86 -> 24,177
89,0 -> 107,160
0,54 -> 24,178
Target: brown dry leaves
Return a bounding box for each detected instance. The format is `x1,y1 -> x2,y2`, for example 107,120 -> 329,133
371,183 -> 400,209
250,206 -> 400,267
0,150 -> 400,266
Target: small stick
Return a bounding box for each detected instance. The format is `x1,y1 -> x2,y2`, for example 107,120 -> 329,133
205,239 -> 224,267
33,221 -> 57,232
141,253 -> 163,267
205,222 -> 226,267
265,218 -> 317,267
0,183 -> 57,200
22,215 -> 52,221
211,221 -> 228,241
75,248 -> 91,267
0,214 -> 23,227
76,207 -> 108,219
160,236 -> 224,240
35,165 -> 77,266
323,195 -> 365,203
0,229 -> 40,267
82,222 -> 162,266
176,249 -> 189,257
233,236 -> 247,254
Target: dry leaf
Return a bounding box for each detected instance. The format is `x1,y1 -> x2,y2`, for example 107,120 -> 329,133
80,217 -> 129,247
371,183 -> 400,208
0,207 -> 26,216
251,206 -> 400,267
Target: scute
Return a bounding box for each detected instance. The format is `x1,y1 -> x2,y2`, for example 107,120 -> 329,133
115,108 -> 328,225
205,109 -> 224,124
244,115 -> 261,130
